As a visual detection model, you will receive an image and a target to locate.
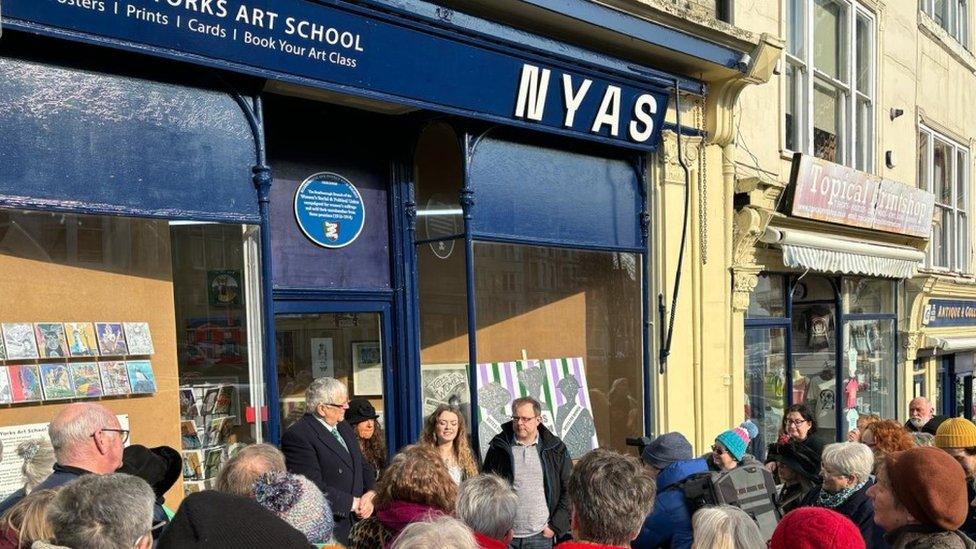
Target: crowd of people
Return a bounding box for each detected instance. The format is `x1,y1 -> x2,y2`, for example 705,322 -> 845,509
1,383 -> 976,548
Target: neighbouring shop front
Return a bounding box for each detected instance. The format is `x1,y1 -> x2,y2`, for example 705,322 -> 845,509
0,0 -> 761,500
744,154 -> 935,457
907,295 -> 976,419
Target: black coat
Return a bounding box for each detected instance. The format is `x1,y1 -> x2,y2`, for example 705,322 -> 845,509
482,422 -> 573,540
802,479 -> 888,548
905,415 -> 948,436
281,413 -> 376,544
961,480 -> 976,541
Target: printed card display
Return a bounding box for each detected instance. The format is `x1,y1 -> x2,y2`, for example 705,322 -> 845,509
95,323 -> 128,356
207,416 -> 234,447
98,361 -> 131,396
181,420 -> 202,450
183,480 -> 207,495
65,323 -> 98,357
8,365 -> 41,402
39,363 -> 74,400
179,388 -> 197,419
201,387 -> 219,416
0,368 -> 11,405
123,323 -> 154,355
204,447 -> 224,479
212,385 -> 234,416
70,363 -> 103,398
2,323 -> 39,360
126,361 -> 156,394
0,333 -> 6,361
182,450 -> 204,479
34,324 -> 69,359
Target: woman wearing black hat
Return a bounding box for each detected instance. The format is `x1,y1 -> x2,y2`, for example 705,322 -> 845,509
346,398 -> 388,478
771,440 -> 821,515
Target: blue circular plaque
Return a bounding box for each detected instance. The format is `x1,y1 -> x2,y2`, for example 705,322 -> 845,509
294,172 -> 365,248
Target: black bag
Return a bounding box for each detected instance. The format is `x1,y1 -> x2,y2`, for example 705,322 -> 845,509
679,464 -> 781,540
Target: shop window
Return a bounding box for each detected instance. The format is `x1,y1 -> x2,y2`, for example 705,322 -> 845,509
744,327 -> 788,462
785,0 -> 875,171
920,0 -> 969,47
791,275 -> 838,441
843,319 -> 895,424
913,367 -> 927,399
843,278 -> 895,314
746,275 -> 786,317
171,223 -> 262,449
919,125 -> 969,273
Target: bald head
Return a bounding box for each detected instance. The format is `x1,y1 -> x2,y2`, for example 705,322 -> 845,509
909,397 -> 935,425
49,403 -> 123,473
215,444 -> 286,496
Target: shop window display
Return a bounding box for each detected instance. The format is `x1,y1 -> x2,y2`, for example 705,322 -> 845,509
790,276 -> 838,441
744,327 -> 787,461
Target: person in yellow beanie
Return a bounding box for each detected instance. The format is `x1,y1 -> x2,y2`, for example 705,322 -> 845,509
936,417 -> 976,540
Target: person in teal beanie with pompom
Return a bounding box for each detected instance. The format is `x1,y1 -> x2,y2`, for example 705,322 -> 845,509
710,422 -> 762,472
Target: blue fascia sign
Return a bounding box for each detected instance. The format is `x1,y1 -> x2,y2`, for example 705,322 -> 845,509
3,1 -> 670,151
294,172 -> 365,248
922,299 -> 976,328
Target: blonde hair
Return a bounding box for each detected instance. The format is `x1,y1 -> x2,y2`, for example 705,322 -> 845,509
17,439 -> 55,493
419,405 -> 478,480
692,505 -> 765,549
0,488 -> 59,548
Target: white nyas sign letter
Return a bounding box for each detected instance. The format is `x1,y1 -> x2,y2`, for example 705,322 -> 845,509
514,64 -> 551,122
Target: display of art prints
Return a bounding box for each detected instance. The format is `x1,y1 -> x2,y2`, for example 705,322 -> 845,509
40,363 -> 74,400
0,368 -> 11,405
212,385 -> 234,416
34,323 -> 69,359
201,387 -> 219,416
207,416 -> 234,446
98,361 -> 131,396
182,450 -> 204,479
181,420 -> 202,450
352,341 -> 383,395
69,363 -> 103,397
2,323 -> 38,360
95,323 -> 128,356
183,480 -> 206,495
126,361 -> 156,394
8,365 -> 41,402
204,447 -> 224,479
474,357 -> 596,459
179,388 -> 197,419
420,363 -> 470,418
123,323 -> 154,355
310,337 -> 334,379
0,335 -> 6,361
64,322 -> 98,357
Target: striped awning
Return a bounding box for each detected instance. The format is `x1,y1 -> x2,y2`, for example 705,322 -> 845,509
760,228 -> 925,279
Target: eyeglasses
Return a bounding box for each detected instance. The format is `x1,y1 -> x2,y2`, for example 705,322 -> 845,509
323,402 -> 349,409
711,444 -> 725,455
511,416 -> 539,424
785,418 -> 809,427
94,428 -> 130,444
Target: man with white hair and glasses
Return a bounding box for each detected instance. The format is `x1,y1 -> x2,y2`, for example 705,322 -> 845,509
282,376 -> 377,544
0,402 -> 127,515
43,473 -> 156,549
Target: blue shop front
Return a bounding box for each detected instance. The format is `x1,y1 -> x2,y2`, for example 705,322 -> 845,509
0,0 -> 749,485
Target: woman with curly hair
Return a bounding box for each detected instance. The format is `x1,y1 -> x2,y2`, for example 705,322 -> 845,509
348,444 -> 458,549
860,418 -> 915,470
346,398 -> 388,477
418,405 -> 478,484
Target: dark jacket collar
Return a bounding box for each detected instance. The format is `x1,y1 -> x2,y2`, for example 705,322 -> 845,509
55,463 -> 95,476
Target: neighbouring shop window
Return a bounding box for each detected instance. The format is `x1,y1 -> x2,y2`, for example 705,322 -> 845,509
919,125 -> 969,272
472,243 -> 643,458
171,223 -> 263,455
842,278 -> 897,433
785,0 -> 875,171
920,0 -> 969,46
913,359 -> 927,399
791,276 -> 838,441
745,327 -> 787,462
746,275 -> 786,317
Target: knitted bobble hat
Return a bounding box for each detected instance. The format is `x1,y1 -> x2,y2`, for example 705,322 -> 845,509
253,471 -> 334,544
716,426 -> 751,461
770,507 -> 865,549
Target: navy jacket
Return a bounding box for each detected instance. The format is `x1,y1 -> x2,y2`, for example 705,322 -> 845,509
0,464 -> 89,516
281,413 -> 376,544
632,458 -> 709,549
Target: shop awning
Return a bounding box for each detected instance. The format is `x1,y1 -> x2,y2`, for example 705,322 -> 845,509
923,336 -> 976,352
760,228 -> 926,279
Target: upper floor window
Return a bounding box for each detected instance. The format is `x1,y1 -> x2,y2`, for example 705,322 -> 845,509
785,0 -> 875,172
919,125 -> 970,272
920,0 -> 969,46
